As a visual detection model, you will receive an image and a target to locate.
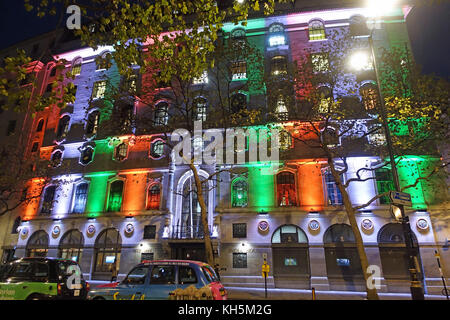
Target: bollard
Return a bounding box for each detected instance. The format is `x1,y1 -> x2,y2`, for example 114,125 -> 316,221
312,287 -> 316,300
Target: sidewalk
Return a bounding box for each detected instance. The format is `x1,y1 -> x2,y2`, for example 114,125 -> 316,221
225,286 -> 450,300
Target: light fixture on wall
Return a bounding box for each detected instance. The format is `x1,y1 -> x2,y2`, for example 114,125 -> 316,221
390,205 -> 402,221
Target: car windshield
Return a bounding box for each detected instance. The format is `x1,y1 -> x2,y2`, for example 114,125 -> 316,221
201,266 -> 219,283
57,260 -> 83,279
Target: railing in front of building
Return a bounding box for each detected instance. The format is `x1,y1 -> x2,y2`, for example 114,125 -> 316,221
170,223 -> 215,240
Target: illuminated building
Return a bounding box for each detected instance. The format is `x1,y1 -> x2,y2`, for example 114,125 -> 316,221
0,3 -> 448,295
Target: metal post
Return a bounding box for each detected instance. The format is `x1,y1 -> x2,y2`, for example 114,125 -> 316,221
368,34 -> 425,300
264,271 -> 267,299
435,250 -> 449,300
312,287 -> 316,300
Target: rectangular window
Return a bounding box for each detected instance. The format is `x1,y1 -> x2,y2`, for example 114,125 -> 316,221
375,168 -> 394,204
6,120 -> 16,136
193,70 -> 208,84
324,172 -> 343,205
233,253 -> 247,268
41,186 -> 56,214
311,53 -> 329,73
92,80 -> 107,99
232,223 -> 247,238
141,252 -> 154,262
269,35 -> 286,46
231,61 -> 247,80
72,183 -> 88,213
143,225 -> 156,239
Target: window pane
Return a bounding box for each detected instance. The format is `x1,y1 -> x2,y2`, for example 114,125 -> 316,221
108,181 -> 123,212
233,253 -> 247,268
73,183 -> 88,213
179,266 -> 198,284
125,266 -> 149,285
150,265 -> 175,284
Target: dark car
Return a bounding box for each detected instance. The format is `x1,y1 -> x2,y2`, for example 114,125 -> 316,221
0,257 -> 89,300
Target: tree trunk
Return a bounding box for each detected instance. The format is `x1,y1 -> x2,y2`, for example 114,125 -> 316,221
189,163 -> 215,266
328,160 -> 380,300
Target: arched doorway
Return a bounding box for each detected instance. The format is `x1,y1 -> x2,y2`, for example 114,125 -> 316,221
59,229 -> 84,263
271,224 -> 310,289
26,230 -> 49,257
93,228 -> 122,280
378,223 -> 423,293
323,224 -> 365,291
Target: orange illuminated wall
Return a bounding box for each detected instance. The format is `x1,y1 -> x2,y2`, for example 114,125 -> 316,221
121,171 -> 148,215
297,160 -> 325,211
22,178 -> 45,220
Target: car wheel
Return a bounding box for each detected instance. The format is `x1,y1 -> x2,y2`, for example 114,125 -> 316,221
93,296 -> 105,300
27,294 -> 41,300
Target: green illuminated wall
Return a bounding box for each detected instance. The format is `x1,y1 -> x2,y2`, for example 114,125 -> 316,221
85,172 -> 113,216
248,163 -> 276,210
397,156 -> 440,208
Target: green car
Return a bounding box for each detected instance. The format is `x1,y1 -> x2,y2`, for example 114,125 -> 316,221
0,257 -> 89,300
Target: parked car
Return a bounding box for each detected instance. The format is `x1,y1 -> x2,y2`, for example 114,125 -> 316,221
0,257 -> 89,300
88,260 -> 227,300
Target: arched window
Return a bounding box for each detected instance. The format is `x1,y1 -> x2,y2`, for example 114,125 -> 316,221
230,93 -> 247,113
40,185 -> 56,215
114,143 -> 128,161
378,223 -> 422,281
36,118 -> 45,132
360,83 -> 379,111
271,225 -> 308,244
26,230 -> 49,257
180,176 -> 208,239
150,140 -> 165,159
147,184 -> 161,210
56,115 -> 70,139
193,97 -> 207,121
107,180 -> 124,212
323,170 -> 343,205
80,146 -> 94,165
93,228 -> 122,275
276,172 -> 297,206
271,55 -> 288,76
72,57 -> 82,76
154,101 -> 169,126
231,28 -> 246,39
268,23 -> 286,46
86,110 -> 100,135
308,20 -> 326,41
72,182 -> 89,213
11,217 -> 21,234
50,150 -> 63,167
59,229 -> 84,262
231,178 -> 248,207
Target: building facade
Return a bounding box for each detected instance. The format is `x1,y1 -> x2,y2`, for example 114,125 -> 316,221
0,4 -> 448,295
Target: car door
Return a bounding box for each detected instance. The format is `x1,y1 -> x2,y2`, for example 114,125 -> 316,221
144,264 -> 176,300
113,265 -> 149,300
177,265 -> 200,291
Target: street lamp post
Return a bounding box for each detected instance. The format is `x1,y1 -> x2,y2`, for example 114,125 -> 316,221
367,33 -> 425,299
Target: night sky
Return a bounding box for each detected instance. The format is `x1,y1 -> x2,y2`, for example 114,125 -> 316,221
0,1 -> 449,78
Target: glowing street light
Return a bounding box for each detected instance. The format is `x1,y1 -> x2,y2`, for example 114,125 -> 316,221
349,51 -> 372,71
366,0 -> 397,17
